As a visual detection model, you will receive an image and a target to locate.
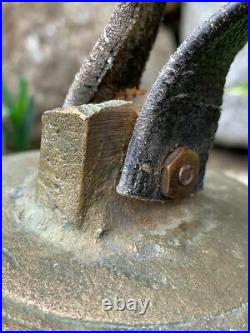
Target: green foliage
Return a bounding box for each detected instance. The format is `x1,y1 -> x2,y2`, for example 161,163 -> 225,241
226,82 -> 248,96
2,77 -> 35,153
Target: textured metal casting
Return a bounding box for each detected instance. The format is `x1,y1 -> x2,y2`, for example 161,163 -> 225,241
117,2 -> 248,201
2,3 -> 248,330
2,151 -> 248,330
64,3 -> 165,107
37,101 -> 137,228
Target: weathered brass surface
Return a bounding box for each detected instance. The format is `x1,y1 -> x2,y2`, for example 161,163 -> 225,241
160,146 -> 199,199
37,101 -> 137,227
3,151 -> 247,330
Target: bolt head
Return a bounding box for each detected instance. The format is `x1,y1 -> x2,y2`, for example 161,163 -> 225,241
179,164 -> 195,186
160,146 -> 199,199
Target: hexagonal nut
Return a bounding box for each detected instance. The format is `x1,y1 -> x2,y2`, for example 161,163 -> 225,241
160,146 -> 199,199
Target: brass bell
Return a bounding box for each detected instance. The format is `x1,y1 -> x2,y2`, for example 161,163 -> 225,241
3,2 -> 247,330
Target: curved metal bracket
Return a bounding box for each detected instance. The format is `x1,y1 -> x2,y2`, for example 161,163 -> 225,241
117,2 -> 248,201
64,3 -> 165,107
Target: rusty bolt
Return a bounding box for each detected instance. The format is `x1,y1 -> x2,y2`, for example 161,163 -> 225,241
160,146 -> 199,199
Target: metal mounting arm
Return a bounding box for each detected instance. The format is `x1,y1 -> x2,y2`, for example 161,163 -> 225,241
117,2 -> 248,201
64,2 -> 165,107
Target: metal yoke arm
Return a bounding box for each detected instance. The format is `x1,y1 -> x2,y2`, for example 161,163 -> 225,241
117,2 -> 248,201
64,2 -> 165,107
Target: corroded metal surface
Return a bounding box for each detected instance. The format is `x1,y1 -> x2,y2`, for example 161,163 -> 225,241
37,101 -> 137,227
117,2 -> 248,201
64,3 -> 165,107
3,151 -> 247,330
